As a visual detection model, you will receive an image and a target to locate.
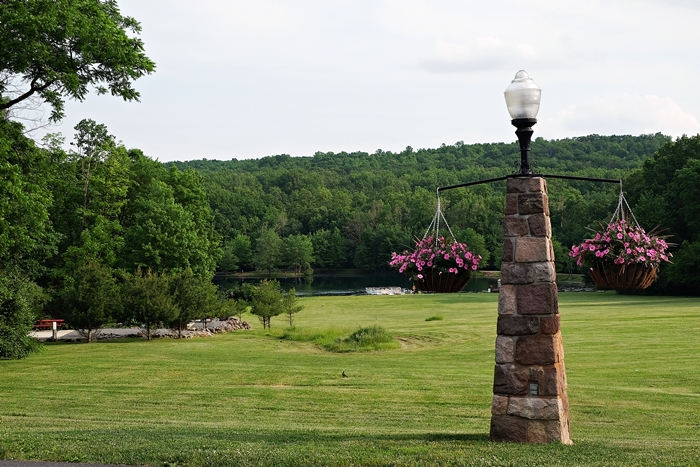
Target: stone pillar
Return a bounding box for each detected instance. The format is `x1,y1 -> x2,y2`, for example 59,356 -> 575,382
489,177 -> 572,444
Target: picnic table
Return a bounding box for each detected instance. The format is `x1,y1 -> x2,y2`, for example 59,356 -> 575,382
33,319 -> 65,330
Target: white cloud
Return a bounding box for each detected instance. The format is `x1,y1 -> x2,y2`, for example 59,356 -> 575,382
419,37 -> 539,73
541,94 -> 700,139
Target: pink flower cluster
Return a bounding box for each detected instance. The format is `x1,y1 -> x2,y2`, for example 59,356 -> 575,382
569,219 -> 672,268
389,235 -> 481,280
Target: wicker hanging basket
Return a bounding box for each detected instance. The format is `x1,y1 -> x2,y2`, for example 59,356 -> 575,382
570,186 -> 672,291
412,269 -> 473,293
390,191 -> 481,293
587,262 -> 659,290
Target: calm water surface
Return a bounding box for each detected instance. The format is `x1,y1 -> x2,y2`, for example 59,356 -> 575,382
215,271 -> 500,296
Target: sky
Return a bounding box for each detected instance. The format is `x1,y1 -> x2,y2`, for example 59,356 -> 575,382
31,0 -> 700,162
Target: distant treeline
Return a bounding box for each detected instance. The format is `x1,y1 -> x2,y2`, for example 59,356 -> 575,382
174,133 -> 674,275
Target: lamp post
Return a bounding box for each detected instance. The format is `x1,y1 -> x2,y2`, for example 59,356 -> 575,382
504,70 -> 541,175
436,70 -> 619,443
488,70 -> 572,444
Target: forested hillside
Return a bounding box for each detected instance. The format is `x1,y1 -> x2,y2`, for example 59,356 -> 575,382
175,133 -> 671,273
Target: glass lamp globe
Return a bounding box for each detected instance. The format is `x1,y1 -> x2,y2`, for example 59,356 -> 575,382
504,70 -> 541,119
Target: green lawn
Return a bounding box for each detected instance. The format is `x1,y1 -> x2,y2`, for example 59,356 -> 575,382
1,292 -> 699,466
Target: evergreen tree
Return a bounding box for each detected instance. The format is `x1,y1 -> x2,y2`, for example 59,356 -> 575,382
124,269 -> 178,340
170,268 -> 217,338
62,262 -> 121,342
283,288 -> 303,327
254,229 -> 282,276
250,280 -> 284,329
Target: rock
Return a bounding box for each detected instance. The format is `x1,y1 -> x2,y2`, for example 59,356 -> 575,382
490,414 -> 528,443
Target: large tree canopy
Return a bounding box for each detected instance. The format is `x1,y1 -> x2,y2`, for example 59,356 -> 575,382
0,0 -> 155,122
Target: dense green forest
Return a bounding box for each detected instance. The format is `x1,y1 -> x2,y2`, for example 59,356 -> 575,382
174,133 -> 672,273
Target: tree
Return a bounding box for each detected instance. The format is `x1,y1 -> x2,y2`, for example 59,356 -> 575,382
625,135 -> 700,294
0,118 -> 54,359
666,241 -> 700,291
0,273 -> 44,359
254,229 -> 282,276
311,228 -> 346,268
230,298 -> 249,321
69,119 -> 115,232
214,294 -> 249,322
354,223 -> 411,271
56,125 -> 130,271
0,0 -> 155,123
283,287 -> 303,327
170,268 -> 217,338
122,180 -> 209,275
0,118 -> 56,277
124,269 -> 178,340
249,280 -> 284,329
282,234 -> 313,274
61,261 -> 120,342
551,238 -> 576,277
166,166 -> 221,274
218,234 -> 252,272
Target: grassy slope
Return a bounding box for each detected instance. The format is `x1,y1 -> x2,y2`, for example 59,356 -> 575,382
1,293 -> 698,467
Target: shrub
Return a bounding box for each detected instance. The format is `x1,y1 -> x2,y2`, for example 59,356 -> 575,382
0,274 -> 44,359
277,325 -> 400,352
328,326 -> 400,352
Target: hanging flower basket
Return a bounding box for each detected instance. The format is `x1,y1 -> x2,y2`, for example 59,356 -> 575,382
587,262 -> 659,290
390,235 -> 481,293
390,193 -> 482,293
569,204 -> 672,290
412,267 -> 473,293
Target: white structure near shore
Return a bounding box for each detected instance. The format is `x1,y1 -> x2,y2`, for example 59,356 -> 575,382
365,287 -> 406,295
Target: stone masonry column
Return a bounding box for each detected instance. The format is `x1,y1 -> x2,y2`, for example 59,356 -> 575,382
489,177 -> 572,444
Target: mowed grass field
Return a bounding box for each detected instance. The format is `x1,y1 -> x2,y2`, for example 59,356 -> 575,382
1,292 -> 699,467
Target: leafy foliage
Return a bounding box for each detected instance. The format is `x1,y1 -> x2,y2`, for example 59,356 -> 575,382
124,269 -> 178,340
249,280 -> 284,329
0,118 -> 56,276
625,134 -> 700,294
170,268 -> 217,337
61,261 -> 121,342
253,229 -> 282,276
0,118 -> 55,358
0,0 -> 155,122
282,234 -> 314,274
0,272 -> 44,359
219,234 -> 252,272
283,287 -> 303,327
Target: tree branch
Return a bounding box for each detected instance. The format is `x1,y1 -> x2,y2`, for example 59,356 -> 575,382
0,77 -> 54,110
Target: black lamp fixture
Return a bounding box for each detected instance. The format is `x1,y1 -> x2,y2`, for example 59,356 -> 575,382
504,70 -> 542,175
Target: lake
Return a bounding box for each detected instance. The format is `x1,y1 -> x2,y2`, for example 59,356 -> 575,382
215,271 -> 500,296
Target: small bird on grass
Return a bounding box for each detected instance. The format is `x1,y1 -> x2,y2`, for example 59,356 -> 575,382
342,371 -> 348,378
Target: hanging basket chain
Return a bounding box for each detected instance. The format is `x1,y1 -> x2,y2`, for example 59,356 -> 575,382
608,182 -> 641,228
422,189 -> 458,246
